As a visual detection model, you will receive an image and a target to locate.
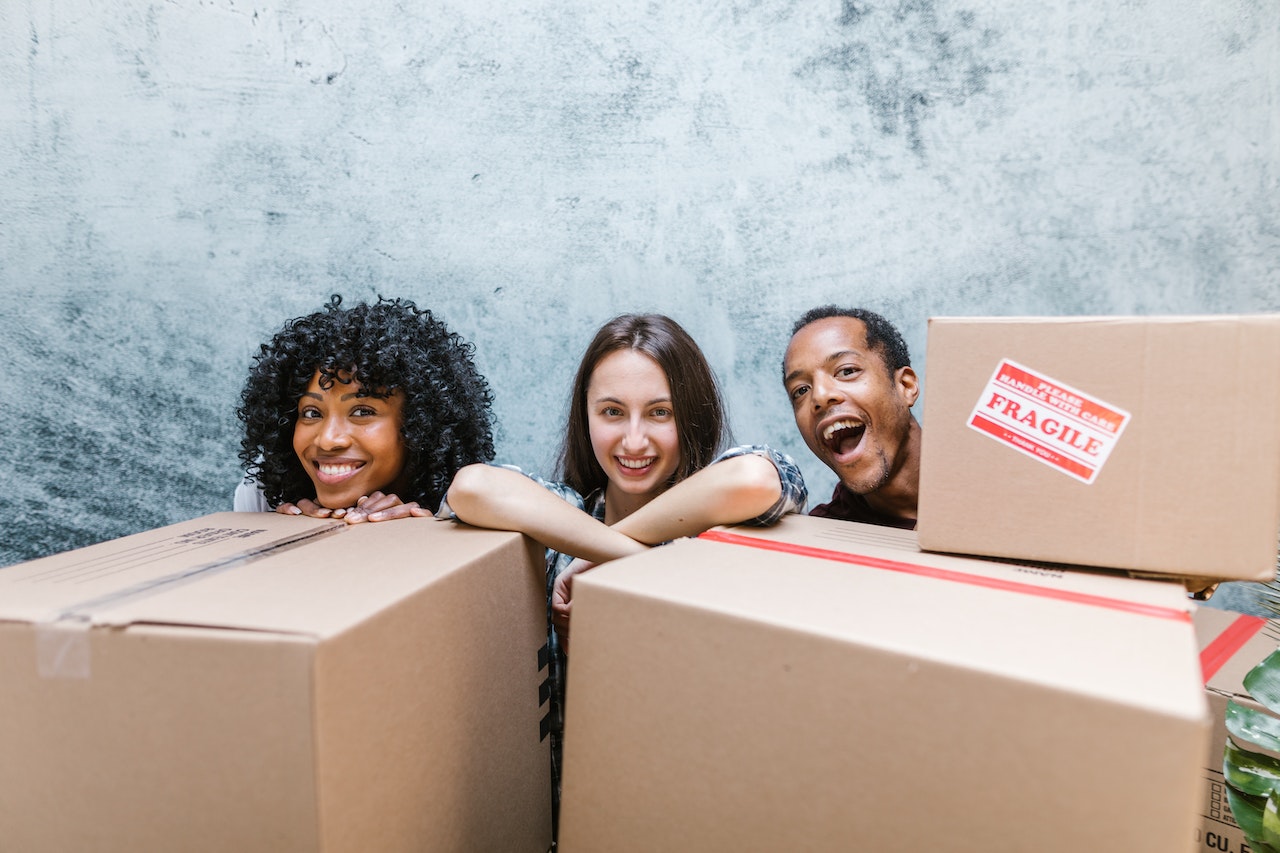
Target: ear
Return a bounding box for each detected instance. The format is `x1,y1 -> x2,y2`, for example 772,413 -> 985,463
894,366 -> 920,407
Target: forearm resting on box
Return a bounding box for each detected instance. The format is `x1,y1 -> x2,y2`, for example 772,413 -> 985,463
612,453 -> 783,545
446,464 -> 649,563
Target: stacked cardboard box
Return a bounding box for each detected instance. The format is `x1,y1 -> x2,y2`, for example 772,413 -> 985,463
917,315 -> 1280,585
912,315 -> 1280,849
558,515 -> 1208,852
559,314 -> 1280,852
1193,606 -> 1280,853
0,512 -> 551,853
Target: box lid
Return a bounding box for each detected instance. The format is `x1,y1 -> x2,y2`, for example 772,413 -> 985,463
0,513 -> 526,639
582,515 -> 1204,718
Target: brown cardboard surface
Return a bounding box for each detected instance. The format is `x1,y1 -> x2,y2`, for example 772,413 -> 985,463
0,513 -> 551,853
559,514 -> 1208,853
1193,605 -> 1280,853
917,314 -> 1280,582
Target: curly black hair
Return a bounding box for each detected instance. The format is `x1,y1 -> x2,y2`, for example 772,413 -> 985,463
237,294 -> 496,509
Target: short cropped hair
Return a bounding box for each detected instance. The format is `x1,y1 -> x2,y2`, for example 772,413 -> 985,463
237,294 -> 495,509
557,314 -> 728,498
789,305 -> 912,373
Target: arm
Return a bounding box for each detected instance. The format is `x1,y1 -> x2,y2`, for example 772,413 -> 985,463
445,464 -> 650,563
611,452 -> 785,545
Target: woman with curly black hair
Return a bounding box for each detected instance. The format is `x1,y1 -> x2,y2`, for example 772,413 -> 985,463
235,294 -> 495,521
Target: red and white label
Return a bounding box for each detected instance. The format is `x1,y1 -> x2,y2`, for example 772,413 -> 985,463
967,360 -> 1130,485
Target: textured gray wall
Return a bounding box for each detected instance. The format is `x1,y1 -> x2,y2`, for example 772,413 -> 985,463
2,0 -> 1277,567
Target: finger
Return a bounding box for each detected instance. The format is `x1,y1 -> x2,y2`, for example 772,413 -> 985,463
297,499 -> 333,518
275,502 -> 303,516
366,504 -> 415,523
363,492 -> 403,513
371,502 -> 424,522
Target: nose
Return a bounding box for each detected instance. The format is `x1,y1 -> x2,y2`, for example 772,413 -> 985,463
809,373 -> 844,412
316,415 -> 351,450
621,415 -> 648,454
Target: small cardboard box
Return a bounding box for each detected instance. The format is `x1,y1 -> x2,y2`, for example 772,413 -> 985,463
558,514 -> 1209,853
0,512 -> 551,853
917,314 -> 1280,582
1193,605 -> 1280,853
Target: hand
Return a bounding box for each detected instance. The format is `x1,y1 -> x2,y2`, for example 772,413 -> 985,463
342,491 -> 432,524
551,557 -> 597,648
275,493 -> 431,523
276,498 -> 335,518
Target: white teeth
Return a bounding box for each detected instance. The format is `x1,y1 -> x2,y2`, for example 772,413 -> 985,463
822,419 -> 862,441
618,457 -> 653,469
318,463 -> 359,476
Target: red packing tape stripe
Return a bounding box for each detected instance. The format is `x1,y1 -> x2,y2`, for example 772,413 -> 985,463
1200,614 -> 1269,684
697,529 -> 1192,622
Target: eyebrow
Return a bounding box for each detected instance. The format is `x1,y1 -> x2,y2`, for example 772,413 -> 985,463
783,350 -> 863,386
594,395 -> 672,406
298,391 -> 376,402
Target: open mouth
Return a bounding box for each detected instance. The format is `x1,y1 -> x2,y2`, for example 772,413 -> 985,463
314,461 -> 364,484
822,419 -> 866,458
616,456 -> 655,475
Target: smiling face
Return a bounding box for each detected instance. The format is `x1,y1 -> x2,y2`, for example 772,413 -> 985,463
291,371 -> 409,509
585,349 -> 682,517
783,316 -> 920,499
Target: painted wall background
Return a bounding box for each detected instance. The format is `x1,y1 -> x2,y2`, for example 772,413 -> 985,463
1,0 -> 1276,569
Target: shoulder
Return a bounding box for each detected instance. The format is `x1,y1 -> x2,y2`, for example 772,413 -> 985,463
233,478 -> 272,513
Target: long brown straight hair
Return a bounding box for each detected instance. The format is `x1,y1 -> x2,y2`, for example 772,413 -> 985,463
556,314 -> 728,498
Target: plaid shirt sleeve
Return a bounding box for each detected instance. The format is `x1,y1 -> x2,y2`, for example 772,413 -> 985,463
712,444 -> 808,525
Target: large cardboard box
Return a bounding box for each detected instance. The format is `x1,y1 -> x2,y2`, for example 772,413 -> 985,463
1193,605 -> 1280,853
0,512 -> 551,853
917,314 -> 1280,583
558,514 -> 1208,853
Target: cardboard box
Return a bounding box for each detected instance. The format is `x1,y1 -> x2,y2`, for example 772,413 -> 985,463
1193,605 -> 1280,853
558,514 -> 1209,853
0,512 -> 551,853
917,314 -> 1280,582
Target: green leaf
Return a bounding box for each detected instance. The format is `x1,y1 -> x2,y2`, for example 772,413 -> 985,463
1266,789 -> 1280,849
1229,700 -> 1280,753
1227,785 -> 1267,844
1245,649 -> 1280,715
1225,737 -> 1280,797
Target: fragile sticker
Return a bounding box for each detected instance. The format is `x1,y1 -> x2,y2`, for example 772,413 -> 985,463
967,359 -> 1130,484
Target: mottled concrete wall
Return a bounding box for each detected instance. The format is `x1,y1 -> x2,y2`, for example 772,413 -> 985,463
2,0 -> 1276,566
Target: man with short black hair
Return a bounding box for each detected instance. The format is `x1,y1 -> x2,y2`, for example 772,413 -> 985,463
782,305 -> 921,529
